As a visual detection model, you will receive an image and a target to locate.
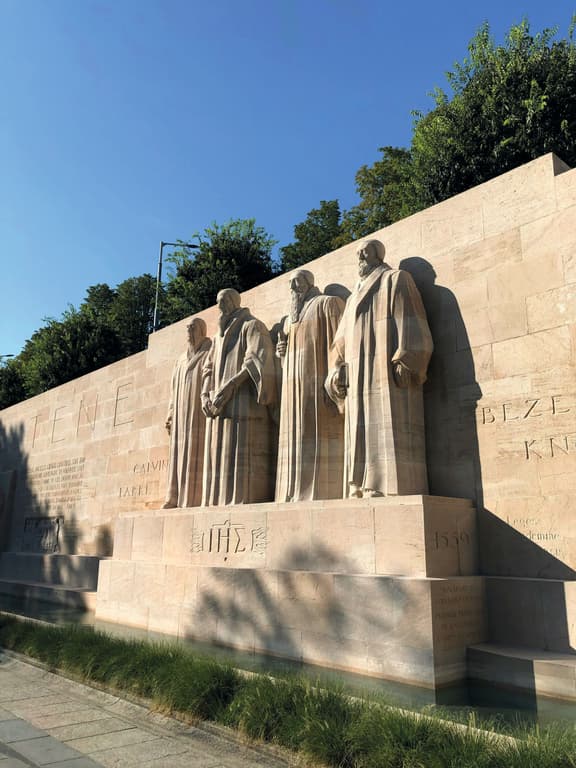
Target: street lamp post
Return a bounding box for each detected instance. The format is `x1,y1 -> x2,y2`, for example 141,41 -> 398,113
153,241 -> 199,332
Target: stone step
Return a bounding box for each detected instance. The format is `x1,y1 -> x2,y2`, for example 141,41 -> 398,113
0,577 -> 97,610
0,553 -> 101,590
485,576 -> 576,652
468,643 -> 576,701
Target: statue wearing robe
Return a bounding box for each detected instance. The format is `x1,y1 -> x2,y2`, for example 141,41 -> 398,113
201,291 -> 277,506
275,271 -> 345,501
163,319 -> 211,508
326,240 -> 433,497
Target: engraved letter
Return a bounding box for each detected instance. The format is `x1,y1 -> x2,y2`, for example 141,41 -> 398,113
76,395 -> 99,435
524,440 -> 542,460
114,383 -> 134,426
502,403 -> 519,422
481,407 -> 495,425
51,405 -> 70,443
522,398 -> 542,419
552,395 -> 571,415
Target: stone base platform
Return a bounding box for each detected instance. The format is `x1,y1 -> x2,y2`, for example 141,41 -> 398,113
95,496 -> 486,688
468,644 -> 576,701
0,553 -> 100,611
485,576 -> 576,652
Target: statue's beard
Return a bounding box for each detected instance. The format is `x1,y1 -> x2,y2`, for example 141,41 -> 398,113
358,261 -> 377,278
290,290 -> 306,323
218,312 -> 232,335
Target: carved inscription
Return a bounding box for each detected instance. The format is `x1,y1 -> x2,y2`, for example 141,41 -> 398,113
479,395 -> 572,425
119,484 -> 149,498
506,516 -> 566,559
435,583 -> 483,646
114,383 -> 134,426
191,519 -> 268,560
428,530 -> 470,551
479,394 -> 576,460
118,461 -> 168,498
22,516 -> 62,553
133,460 -> 168,475
27,458 -> 86,512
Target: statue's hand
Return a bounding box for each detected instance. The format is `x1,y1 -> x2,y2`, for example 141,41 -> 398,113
393,362 -> 411,388
326,368 -> 346,399
201,394 -> 214,418
276,340 -> 287,358
212,379 -> 235,411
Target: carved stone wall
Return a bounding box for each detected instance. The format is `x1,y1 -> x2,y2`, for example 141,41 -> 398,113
0,152 -> 575,584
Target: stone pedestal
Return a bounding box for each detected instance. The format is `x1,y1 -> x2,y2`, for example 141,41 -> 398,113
95,496 -> 486,688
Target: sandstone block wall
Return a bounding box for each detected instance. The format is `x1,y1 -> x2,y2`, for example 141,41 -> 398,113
1,153 -> 575,584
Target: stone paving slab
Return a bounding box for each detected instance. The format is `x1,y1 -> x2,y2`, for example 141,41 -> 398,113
9,735 -> 84,765
0,653 -> 295,767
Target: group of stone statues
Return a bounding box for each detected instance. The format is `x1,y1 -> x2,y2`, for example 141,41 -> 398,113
163,239 -> 433,509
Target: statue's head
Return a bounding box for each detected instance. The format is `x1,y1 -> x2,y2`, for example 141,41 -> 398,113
216,288 -> 241,317
357,239 -> 385,278
186,317 -> 207,347
289,269 -> 315,295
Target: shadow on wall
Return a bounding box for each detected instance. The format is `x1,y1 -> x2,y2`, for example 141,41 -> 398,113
402,256 -> 574,661
0,419 -> 102,611
400,257 -> 484,506
184,541 -> 431,685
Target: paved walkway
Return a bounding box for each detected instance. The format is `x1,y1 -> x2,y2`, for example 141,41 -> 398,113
0,653 -> 294,768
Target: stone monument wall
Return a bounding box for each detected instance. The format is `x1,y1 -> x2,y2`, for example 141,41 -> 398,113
0,153 -> 575,584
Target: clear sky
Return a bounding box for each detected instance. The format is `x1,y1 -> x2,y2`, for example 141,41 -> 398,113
1,0 -> 575,357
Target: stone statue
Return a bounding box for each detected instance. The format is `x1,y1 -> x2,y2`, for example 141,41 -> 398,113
201,288 -> 277,506
163,318 -> 211,508
275,270 -> 345,501
326,239 -> 433,497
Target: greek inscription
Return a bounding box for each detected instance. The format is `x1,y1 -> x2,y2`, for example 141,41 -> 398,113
190,521 -> 268,557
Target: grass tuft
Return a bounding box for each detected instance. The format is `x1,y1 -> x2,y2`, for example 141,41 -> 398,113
2,614 -> 576,768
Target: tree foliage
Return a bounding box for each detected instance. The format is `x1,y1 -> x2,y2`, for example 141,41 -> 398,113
18,309 -> 123,396
162,219 -> 277,325
342,18 -> 576,233
280,200 -> 343,271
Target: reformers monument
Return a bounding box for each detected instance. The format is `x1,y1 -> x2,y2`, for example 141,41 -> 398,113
1,153 -> 576,699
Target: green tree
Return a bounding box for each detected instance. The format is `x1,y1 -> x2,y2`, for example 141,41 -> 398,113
0,359 -> 26,410
280,200 -> 343,271
412,19 -> 576,205
81,283 -> 117,324
342,18 -> 576,230
19,309 -> 123,397
163,219 -> 277,324
108,274 -> 157,356
337,148 -> 422,245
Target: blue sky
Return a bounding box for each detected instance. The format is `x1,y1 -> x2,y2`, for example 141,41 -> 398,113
1,0 -> 575,357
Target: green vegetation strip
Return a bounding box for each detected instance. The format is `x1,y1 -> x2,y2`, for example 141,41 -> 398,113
1,615 -> 576,768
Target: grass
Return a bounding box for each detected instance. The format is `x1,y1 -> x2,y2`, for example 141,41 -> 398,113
1,614 -> 576,768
